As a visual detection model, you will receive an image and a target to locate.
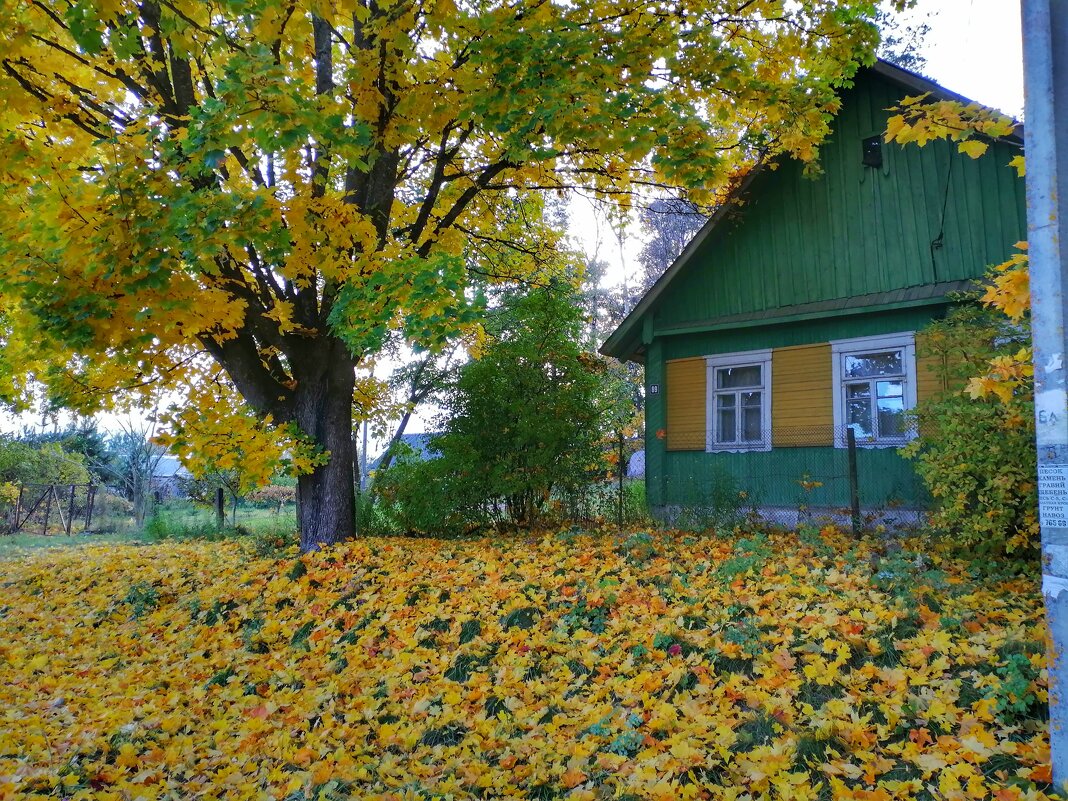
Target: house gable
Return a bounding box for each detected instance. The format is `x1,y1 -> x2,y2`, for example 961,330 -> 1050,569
602,62 -> 1026,363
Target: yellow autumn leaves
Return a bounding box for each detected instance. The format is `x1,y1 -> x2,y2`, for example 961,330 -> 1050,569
885,94 -> 1018,158
0,529 -> 1053,800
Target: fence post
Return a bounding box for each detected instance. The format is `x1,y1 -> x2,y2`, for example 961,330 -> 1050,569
66,485 -> 77,536
42,486 -> 53,536
14,485 -> 22,532
85,485 -> 96,532
846,428 -> 861,536
616,430 -> 625,531
215,487 -> 225,530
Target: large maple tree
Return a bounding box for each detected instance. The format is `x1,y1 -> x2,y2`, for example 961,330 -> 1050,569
0,0 -> 886,549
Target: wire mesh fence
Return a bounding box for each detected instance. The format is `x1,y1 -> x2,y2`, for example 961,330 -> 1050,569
3,484 -> 99,536
0,484 -> 143,537
566,425 -> 929,532
657,427 -> 927,534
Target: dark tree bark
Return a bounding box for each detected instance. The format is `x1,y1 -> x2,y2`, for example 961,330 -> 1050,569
292,338 -> 357,550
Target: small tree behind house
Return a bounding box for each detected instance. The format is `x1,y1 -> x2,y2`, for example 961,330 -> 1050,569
377,281 -> 624,531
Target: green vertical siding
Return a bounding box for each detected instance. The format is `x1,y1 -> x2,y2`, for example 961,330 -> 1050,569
630,68 -> 1026,515
662,447 -> 925,509
645,339 -> 666,508
648,308 -> 944,510
650,73 -> 1026,329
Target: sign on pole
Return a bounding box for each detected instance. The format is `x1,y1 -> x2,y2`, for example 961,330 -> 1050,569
1022,0 -> 1068,786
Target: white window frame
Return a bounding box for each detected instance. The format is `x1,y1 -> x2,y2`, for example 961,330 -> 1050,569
705,349 -> 772,453
830,332 -> 917,448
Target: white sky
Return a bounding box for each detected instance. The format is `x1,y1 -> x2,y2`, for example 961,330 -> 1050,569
5,1 -> 1028,446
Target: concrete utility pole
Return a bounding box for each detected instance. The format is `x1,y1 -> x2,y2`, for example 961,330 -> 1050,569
1022,0 -> 1068,786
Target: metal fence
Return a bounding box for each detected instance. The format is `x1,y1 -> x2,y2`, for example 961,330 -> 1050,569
589,425 -> 928,532
3,483 -> 101,536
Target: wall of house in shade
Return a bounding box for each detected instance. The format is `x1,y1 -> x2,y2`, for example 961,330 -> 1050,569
643,306 -> 957,512
648,77 -> 1026,333
607,66 -> 1028,518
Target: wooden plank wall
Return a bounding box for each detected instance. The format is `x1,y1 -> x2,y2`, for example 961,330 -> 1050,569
916,353 -> 947,403
771,344 -> 834,446
665,358 -> 706,451
665,343 -> 956,453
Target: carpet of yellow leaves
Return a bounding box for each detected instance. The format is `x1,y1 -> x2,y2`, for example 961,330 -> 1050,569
0,529 -> 1053,800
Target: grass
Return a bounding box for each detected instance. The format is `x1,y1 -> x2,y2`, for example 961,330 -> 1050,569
0,530 -> 150,559
145,500 -> 296,536
0,500 -> 297,559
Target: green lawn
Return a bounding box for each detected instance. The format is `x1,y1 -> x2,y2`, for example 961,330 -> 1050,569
0,530 -> 150,558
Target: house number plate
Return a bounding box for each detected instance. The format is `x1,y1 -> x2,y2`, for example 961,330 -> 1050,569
1039,464 -> 1068,528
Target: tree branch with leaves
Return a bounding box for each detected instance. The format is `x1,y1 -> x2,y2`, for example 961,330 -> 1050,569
0,0 -> 893,549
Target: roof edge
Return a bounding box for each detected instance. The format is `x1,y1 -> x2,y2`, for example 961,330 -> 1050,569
599,165 -> 766,360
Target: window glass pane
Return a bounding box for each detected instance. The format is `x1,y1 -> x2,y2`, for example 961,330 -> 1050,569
877,396 -> 905,437
846,397 -> 873,438
741,391 -> 761,408
844,350 -> 903,378
876,380 -> 903,398
717,407 -> 736,443
717,394 -> 735,409
742,406 -> 762,442
717,365 -> 761,388
846,382 -> 871,399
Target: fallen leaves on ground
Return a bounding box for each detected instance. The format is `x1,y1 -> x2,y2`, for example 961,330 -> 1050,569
0,528 -> 1054,800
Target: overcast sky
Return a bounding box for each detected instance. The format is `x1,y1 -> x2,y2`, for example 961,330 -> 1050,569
906,0 -> 1023,116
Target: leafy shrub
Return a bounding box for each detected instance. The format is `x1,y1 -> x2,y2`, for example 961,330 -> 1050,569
371,452 -> 478,536
901,305 -> 1037,557
246,484 -> 296,509
374,283 -> 629,534
0,438 -> 92,487
90,490 -> 135,534
557,478 -> 651,526
354,491 -> 401,537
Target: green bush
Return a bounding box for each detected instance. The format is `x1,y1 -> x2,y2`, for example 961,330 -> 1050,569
374,282 -> 629,533
901,306 -> 1037,557
0,438 -> 91,486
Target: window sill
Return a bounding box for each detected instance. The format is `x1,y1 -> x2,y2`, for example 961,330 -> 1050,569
833,437 -> 912,449
706,444 -> 772,454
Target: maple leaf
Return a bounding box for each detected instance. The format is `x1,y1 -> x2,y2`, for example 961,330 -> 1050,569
0,529 -> 1055,799
958,140 -> 989,159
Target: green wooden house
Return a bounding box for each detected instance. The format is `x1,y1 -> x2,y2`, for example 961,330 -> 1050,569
600,60 -> 1025,518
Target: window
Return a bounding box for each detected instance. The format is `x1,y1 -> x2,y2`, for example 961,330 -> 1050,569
831,333 -> 917,447
705,350 -> 771,451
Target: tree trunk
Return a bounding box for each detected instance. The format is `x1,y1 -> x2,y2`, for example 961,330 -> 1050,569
294,342 -> 357,551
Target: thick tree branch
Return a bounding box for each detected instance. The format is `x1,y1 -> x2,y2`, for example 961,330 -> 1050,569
198,331 -> 294,423
416,160 -> 516,258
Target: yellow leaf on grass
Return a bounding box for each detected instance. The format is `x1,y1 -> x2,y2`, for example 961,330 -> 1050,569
561,767 -> 586,788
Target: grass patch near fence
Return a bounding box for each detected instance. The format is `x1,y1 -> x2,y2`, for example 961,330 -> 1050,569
0,528 -> 1053,800
144,500 -> 295,539
0,531 -> 149,559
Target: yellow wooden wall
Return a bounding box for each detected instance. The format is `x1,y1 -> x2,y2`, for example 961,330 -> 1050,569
916,352 -> 954,402
665,358 -> 706,451
664,342 -> 950,452
771,343 -> 834,446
